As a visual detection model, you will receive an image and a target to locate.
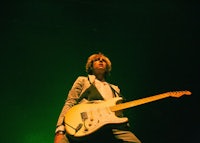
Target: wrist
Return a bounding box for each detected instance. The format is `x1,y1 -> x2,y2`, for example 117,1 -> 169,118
55,125 -> 65,133
55,130 -> 65,135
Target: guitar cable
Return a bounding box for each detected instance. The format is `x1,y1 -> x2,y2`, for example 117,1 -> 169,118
64,122 -> 83,133
64,112 -> 89,134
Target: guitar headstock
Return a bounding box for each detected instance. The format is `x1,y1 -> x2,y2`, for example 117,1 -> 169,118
168,90 -> 192,98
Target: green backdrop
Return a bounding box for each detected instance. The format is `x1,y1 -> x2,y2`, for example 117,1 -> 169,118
1,1 -> 199,143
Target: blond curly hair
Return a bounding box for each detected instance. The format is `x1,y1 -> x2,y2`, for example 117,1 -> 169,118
85,52 -> 112,76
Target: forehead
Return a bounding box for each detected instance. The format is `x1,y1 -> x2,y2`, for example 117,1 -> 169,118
93,55 -> 105,59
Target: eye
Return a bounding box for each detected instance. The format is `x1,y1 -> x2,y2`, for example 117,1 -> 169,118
101,59 -> 106,62
93,57 -> 106,62
94,58 -> 100,61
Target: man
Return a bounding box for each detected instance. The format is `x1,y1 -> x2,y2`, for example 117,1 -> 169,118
54,52 -> 141,143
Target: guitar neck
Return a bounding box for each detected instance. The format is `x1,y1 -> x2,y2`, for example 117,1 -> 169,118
110,93 -> 170,112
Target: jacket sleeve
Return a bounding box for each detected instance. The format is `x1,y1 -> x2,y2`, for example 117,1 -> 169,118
56,76 -> 85,128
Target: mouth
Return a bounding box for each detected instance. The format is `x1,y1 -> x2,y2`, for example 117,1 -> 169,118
98,64 -> 105,69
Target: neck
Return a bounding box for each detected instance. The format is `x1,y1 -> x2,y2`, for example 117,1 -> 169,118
95,74 -> 105,81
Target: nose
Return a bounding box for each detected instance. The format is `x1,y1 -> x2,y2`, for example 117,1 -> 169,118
99,58 -> 103,62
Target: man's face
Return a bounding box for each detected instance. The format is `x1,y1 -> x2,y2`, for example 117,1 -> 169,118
92,56 -> 107,74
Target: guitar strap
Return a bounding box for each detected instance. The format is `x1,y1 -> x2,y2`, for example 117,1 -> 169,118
109,84 -> 121,97
109,85 -> 126,101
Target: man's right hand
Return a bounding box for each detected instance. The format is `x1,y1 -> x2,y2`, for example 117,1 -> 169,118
54,133 -> 65,143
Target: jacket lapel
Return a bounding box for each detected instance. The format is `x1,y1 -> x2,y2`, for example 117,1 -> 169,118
88,75 -> 96,84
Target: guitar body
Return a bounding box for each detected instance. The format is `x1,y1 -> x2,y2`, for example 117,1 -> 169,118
64,97 -> 128,138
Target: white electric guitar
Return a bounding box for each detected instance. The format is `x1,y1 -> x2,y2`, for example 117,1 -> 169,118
64,90 -> 191,138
